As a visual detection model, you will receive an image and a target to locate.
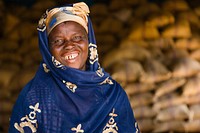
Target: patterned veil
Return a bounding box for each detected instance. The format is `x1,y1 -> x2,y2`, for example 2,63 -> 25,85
9,2 -> 139,133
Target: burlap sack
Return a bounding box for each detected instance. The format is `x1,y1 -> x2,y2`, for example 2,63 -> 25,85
18,68 -> 37,88
0,101 -> 13,113
4,13 -> 20,35
195,6 -> 200,16
0,52 -> 22,63
163,48 -> 189,69
154,78 -> 186,101
164,47 -> 189,60
113,8 -> 132,22
120,39 -> 148,48
184,120 -> 200,132
145,11 -> 175,27
128,23 -> 160,40
8,67 -> 37,92
18,22 -> 36,40
0,89 -> 11,100
162,0 -> 189,12
124,82 -> 155,95
148,38 -> 174,49
156,104 -> 189,122
175,37 -> 200,50
130,92 -> 153,108
96,34 -> 116,56
146,47 -> 166,64
7,27 -> 20,41
22,50 -> 41,67
0,68 -> 18,88
133,3 -> 160,17
177,10 -> 199,26
153,120 -> 185,133
153,94 -> 185,111
172,57 -> 200,78
26,49 -> 41,63
184,93 -> 200,105
102,45 -> 151,68
111,60 -> 145,83
10,93 -> 19,103
189,104 -> 200,120
109,0 -> 127,10
134,105 -> 156,119
182,76 -> 200,96
190,48 -> 200,61
18,36 -> 39,55
161,20 -> 191,38
0,113 -> 10,126
0,39 -> 19,51
0,63 -> 20,72
90,3 -> 108,17
99,17 -> 124,34
140,58 -> 172,83
137,118 -> 154,132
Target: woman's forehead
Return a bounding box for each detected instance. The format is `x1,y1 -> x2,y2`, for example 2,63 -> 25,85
49,21 -> 87,37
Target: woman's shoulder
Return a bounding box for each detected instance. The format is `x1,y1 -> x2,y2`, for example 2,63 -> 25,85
16,70 -> 53,103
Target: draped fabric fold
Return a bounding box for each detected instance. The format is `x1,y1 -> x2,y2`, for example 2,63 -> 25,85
9,2 -> 140,133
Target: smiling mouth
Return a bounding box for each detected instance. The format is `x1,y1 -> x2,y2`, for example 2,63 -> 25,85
64,53 -> 79,60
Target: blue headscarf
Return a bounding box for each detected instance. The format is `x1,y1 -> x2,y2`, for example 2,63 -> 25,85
9,2 -> 140,133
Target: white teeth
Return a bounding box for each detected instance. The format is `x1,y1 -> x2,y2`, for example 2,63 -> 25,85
64,53 -> 78,60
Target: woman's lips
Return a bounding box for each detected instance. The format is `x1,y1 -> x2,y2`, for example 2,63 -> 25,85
64,53 -> 79,61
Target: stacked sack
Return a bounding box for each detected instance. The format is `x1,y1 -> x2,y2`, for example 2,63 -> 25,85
102,0 -> 200,132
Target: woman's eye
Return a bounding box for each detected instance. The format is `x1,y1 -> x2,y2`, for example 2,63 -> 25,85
72,35 -> 85,42
51,39 -> 64,46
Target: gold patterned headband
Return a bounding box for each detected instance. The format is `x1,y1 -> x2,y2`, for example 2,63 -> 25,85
46,2 -> 90,35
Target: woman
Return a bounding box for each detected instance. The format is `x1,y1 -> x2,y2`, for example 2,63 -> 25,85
9,2 -> 140,133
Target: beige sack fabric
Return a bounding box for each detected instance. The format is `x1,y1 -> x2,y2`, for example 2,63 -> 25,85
155,104 -> 189,121
140,58 -> 172,83
154,78 -> 186,101
111,60 -> 145,83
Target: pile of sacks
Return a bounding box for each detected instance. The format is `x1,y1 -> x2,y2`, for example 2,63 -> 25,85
1,0 -> 200,132
102,0 -> 200,132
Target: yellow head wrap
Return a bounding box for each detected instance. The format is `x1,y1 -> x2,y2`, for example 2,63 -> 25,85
46,2 -> 90,35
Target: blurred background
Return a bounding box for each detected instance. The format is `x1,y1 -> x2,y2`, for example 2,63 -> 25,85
1,0 -> 200,132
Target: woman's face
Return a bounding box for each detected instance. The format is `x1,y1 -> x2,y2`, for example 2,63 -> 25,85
48,21 -> 88,70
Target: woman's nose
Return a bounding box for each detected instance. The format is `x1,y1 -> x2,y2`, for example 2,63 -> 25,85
63,40 -> 75,50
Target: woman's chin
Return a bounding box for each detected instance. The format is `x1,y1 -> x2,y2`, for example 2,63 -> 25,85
65,64 -> 85,70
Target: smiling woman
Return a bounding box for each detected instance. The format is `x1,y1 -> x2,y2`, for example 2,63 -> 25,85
8,2 -> 140,133
49,21 -> 89,70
